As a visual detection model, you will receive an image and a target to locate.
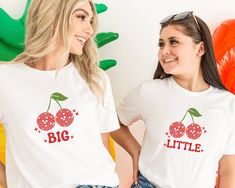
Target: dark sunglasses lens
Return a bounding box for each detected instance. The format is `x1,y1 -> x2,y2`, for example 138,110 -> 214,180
173,11 -> 193,21
160,14 -> 175,24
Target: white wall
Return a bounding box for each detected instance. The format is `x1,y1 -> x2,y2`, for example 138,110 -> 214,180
1,0 -> 235,187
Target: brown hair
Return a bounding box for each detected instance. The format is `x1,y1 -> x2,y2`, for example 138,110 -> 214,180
154,14 -> 227,90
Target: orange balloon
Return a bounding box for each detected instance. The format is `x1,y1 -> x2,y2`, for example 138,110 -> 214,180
213,19 -> 235,188
212,19 -> 235,94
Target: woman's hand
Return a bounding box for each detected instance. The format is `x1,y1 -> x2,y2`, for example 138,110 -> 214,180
0,162 -> 7,188
131,146 -> 140,185
110,123 -> 141,184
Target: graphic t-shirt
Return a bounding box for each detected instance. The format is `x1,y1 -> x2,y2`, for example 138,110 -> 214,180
117,77 -> 235,188
0,62 -> 119,188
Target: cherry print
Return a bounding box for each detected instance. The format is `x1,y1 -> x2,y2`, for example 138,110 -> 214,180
56,108 -> 74,127
37,112 -> 55,131
186,123 -> 202,139
169,122 -> 185,138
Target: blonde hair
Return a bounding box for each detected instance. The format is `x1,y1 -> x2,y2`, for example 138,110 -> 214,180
13,0 -> 105,102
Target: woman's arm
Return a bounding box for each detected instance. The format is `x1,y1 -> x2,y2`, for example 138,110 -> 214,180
110,123 -> 141,184
218,155 -> 235,188
0,161 -> 7,188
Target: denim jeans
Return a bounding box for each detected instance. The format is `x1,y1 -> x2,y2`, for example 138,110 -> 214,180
130,172 -> 159,188
76,185 -> 118,188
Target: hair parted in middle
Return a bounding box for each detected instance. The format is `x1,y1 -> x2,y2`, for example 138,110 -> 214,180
14,0 -> 105,102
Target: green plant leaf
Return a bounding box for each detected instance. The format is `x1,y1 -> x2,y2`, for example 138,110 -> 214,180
0,0 -> 31,61
95,3 -> 108,14
188,108 -> 202,117
51,92 -> 68,101
0,0 -> 119,72
0,41 -> 22,61
99,59 -> 117,70
0,9 -> 25,49
20,0 -> 31,23
95,32 -> 119,48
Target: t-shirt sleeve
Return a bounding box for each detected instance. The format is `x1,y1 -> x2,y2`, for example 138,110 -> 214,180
117,83 -> 143,126
98,73 -> 120,133
224,118 -> 235,154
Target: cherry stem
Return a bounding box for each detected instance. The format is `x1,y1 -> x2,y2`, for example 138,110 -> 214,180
46,98 -> 52,112
53,99 -> 62,109
47,97 -> 62,111
190,113 -> 194,124
180,111 -> 187,122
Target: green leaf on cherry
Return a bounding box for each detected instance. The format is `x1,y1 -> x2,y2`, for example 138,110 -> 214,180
51,92 -> 68,101
188,108 -> 202,117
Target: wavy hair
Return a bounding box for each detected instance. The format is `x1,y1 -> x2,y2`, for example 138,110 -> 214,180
13,0 -> 105,101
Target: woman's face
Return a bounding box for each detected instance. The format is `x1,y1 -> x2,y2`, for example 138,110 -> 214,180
158,25 -> 203,77
69,0 -> 94,55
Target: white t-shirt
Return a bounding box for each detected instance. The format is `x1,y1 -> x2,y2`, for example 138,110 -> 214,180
117,77 -> 235,188
0,62 -> 119,188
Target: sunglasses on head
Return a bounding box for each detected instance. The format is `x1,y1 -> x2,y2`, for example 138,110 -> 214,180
160,11 -> 201,33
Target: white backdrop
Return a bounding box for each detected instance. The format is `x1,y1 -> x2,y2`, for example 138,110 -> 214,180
0,0 -> 235,187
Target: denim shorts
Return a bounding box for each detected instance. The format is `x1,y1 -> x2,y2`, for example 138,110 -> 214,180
76,185 -> 118,188
130,172 -> 159,188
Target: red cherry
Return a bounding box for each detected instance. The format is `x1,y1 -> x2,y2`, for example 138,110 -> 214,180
186,123 -> 202,139
55,108 -> 74,127
169,122 -> 185,138
37,112 -> 55,131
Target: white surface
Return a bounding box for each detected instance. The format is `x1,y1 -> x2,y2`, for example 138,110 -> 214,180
0,0 -> 27,19
1,0 -> 235,187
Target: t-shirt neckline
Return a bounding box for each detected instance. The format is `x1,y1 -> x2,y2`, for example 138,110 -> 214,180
169,76 -> 213,96
20,62 -> 74,74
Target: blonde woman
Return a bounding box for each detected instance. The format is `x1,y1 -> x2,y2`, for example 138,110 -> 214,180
0,0 -> 119,187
